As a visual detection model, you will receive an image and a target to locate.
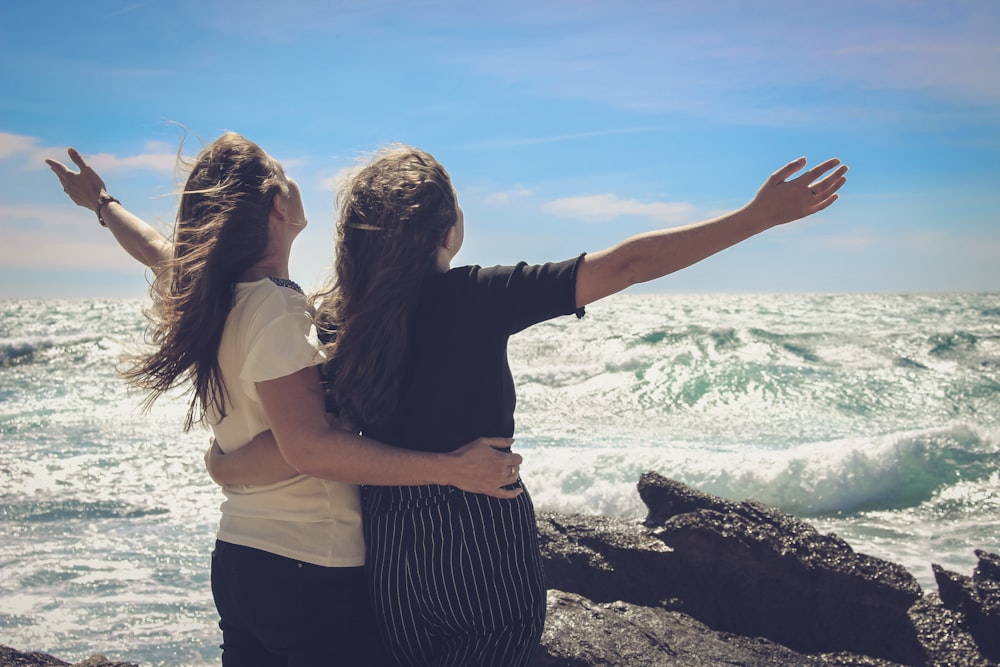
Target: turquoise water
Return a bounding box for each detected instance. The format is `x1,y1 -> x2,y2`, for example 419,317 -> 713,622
2,293 -> 999,665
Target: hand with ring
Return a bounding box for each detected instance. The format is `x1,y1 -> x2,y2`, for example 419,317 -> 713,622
445,437 -> 523,499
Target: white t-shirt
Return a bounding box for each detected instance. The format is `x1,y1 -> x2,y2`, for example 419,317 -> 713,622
211,279 -> 365,567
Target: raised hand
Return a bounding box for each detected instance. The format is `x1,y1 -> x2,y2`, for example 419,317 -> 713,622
45,147 -> 107,212
745,156 -> 849,228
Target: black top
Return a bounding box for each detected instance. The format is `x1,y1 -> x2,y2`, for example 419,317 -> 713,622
363,256 -> 585,453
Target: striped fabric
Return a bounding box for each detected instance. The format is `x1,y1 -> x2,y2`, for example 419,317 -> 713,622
363,482 -> 546,666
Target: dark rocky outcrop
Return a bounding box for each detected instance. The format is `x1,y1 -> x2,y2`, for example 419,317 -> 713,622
933,550 -> 1000,662
534,590 -> 903,667
5,473 -> 997,666
0,646 -> 137,667
533,471 -> 998,666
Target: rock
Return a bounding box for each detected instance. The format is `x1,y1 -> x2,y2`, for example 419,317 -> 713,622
650,484 -> 923,663
0,646 -> 138,667
542,471 -> 924,664
536,513 -> 676,606
933,549 -> 1000,661
908,593 -> 996,667
532,590 -> 903,667
537,472 -> 998,666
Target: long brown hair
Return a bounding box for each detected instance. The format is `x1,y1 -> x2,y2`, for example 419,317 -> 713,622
317,145 -> 457,427
122,132 -> 289,430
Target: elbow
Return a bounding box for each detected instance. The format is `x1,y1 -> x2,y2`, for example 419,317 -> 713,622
279,446 -> 318,477
278,433 -> 345,480
274,423 -> 361,482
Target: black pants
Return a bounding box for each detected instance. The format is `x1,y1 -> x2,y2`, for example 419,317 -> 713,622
211,540 -> 391,666
363,483 -> 546,667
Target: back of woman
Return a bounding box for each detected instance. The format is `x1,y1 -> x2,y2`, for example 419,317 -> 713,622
321,147 -> 584,667
322,143 -> 848,667
361,260 -> 584,666
212,277 -> 364,565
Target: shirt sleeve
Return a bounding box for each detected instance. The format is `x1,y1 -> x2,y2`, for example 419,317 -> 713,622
241,286 -> 325,384
469,253 -> 586,335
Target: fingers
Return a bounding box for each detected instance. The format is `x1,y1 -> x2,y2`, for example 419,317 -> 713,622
768,156 -> 807,185
486,486 -> 524,499
801,157 -> 841,182
811,194 -> 839,213
483,436 -> 515,450
45,148 -> 86,180
45,158 -> 69,180
803,166 -> 848,215
771,156 -> 844,189
810,164 -> 849,198
497,449 -> 521,495
68,147 -> 88,170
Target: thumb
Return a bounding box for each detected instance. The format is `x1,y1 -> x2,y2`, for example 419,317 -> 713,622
487,437 -> 515,450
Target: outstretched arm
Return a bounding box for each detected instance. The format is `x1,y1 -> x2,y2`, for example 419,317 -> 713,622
46,147 -> 172,274
575,157 -> 848,307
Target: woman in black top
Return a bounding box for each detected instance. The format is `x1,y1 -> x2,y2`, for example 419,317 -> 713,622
220,145 -> 848,666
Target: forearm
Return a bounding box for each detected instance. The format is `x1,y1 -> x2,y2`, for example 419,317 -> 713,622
46,147 -> 172,273
258,368 -> 520,496
575,156 -> 848,307
206,433 -> 299,486
577,206 -> 767,307
100,200 -> 172,273
277,419 -> 453,486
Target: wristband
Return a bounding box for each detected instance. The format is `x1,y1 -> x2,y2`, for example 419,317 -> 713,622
96,193 -> 120,227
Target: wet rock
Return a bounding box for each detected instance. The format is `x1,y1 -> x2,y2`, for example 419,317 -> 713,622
532,590 -> 903,667
933,549 -> 1000,661
537,472 -> 997,666
0,646 -> 138,667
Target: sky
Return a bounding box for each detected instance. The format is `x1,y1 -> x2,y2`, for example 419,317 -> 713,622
1,0 -> 998,298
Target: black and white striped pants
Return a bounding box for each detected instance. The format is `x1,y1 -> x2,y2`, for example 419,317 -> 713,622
363,482 -> 546,667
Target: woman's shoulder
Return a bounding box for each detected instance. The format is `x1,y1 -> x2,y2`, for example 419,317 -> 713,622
232,278 -> 311,318
444,258 -> 579,287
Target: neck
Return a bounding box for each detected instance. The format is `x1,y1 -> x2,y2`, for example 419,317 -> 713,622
241,257 -> 289,282
434,247 -> 453,273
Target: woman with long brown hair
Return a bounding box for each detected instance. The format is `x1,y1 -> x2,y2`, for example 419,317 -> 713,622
218,144 -> 848,665
47,134 -> 522,666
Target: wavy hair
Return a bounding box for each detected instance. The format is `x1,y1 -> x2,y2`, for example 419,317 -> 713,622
122,132 -> 289,430
316,145 -> 457,427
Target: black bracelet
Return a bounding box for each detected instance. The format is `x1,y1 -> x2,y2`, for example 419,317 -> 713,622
96,193 -> 120,227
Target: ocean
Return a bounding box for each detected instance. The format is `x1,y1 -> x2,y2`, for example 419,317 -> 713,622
2,293 -> 998,665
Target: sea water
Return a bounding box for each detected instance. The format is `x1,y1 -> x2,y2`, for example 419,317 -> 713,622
2,293 -> 998,665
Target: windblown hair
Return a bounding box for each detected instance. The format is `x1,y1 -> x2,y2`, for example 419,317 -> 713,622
316,145 -> 457,427
122,132 -> 289,430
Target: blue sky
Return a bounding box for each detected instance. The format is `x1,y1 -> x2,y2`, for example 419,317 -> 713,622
2,0 -> 998,298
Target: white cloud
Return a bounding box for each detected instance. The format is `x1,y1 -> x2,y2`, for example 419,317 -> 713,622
484,186 -> 532,206
0,132 -> 42,160
0,234 -> 143,271
76,141 -> 178,174
543,194 -> 695,226
822,229 -> 882,251
0,132 -> 177,174
320,165 -> 361,199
